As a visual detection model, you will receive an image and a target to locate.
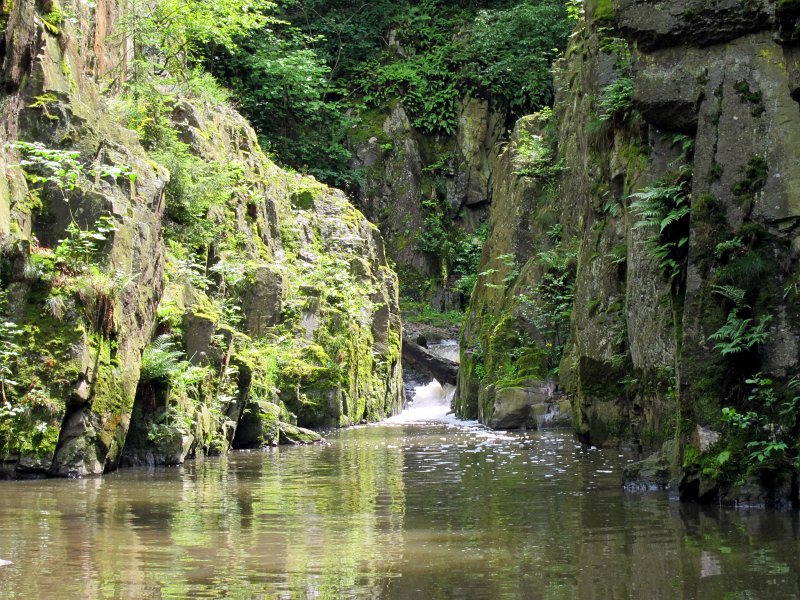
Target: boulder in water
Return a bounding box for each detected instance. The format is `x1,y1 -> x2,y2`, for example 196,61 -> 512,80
279,422 -> 323,445
486,383 -> 555,430
233,401 -> 281,448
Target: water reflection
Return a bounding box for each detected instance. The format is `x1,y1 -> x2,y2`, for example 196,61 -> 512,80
1,425 -> 799,599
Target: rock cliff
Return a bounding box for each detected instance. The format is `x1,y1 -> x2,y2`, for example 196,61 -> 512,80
350,98 -> 505,308
0,0 -> 402,477
457,0 -> 800,504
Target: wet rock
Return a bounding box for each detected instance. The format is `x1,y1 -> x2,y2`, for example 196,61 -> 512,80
623,441 -> 675,491
278,422 -> 323,445
722,473 -> 796,509
485,384 -> 555,430
233,401 -> 281,448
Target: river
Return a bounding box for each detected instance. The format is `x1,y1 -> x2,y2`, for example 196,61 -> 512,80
1,382 -> 799,599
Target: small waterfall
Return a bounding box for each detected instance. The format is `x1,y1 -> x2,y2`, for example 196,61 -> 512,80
385,379 -> 457,424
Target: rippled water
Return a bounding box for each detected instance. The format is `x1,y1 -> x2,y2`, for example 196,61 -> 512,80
1,417 -> 799,598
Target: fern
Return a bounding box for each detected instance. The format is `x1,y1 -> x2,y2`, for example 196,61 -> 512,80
708,312 -> 772,355
712,285 -> 746,308
141,335 -> 184,382
630,180 -> 690,282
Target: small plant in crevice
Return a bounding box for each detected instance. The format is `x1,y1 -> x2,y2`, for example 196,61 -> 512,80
732,156 -> 768,212
629,134 -> 693,287
707,285 -> 772,356
595,35 -> 634,124
630,179 -> 690,283
54,215 -> 118,274
140,335 -> 184,383
597,76 -> 634,122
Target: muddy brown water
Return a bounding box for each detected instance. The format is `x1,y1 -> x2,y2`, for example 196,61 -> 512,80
1,421 -> 799,599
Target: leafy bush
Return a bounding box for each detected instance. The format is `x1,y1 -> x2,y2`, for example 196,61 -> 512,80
209,0 -> 572,183
463,2 -> 571,114
54,216 -> 118,274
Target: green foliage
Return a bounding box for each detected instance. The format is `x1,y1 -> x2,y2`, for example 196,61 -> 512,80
0,291 -> 21,403
513,108 -> 563,178
415,196 -> 489,298
594,36 -> 634,123
461,2 -> 572,114
452,223 -> 489,298
708,285 -> 772,356
400,299 -> 464,327
720,376 -> 800,473
140,335 -> 184,383
123,0 -> 275,80
155,143 -> 241,247
630,180 -> 690,282
210,0 -> 571,183
518,243 -> 577,371
7,141 -> 136,207
708,311 -> 771,356
597,76 -> 634,122
208,27 -> 357,188
54,216 -> 118,274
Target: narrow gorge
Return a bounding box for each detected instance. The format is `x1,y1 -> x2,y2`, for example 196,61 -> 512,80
2,0 -> 800,596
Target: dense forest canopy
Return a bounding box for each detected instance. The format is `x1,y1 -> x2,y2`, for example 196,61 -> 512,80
203,0 -> 573,187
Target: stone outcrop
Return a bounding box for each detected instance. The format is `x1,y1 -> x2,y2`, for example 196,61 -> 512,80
457,0 -> 800,504
401,336 -> 459,385
350,98 -> 505,306
0,0 -> 166,475
0,0 -> 402,477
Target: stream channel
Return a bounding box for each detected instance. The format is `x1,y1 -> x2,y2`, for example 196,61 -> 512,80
1,361 -> 800,598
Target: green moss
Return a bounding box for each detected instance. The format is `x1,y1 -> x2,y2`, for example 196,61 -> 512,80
27,93 -> 59,110
733,80 -> 765,117
732,156 -> 768,203
348,107 -> 391,148
41,0 -> 63,35
590,0 -> 616,25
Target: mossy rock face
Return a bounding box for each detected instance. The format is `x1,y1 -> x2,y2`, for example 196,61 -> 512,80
0,0 -> 402,478
233,401 -> 281,448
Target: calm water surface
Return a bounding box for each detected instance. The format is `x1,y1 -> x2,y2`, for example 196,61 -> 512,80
1,419 -> 799,599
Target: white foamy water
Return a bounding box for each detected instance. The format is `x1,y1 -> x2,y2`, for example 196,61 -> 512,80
0,559 -> 11,566
385,379 -> 463,424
